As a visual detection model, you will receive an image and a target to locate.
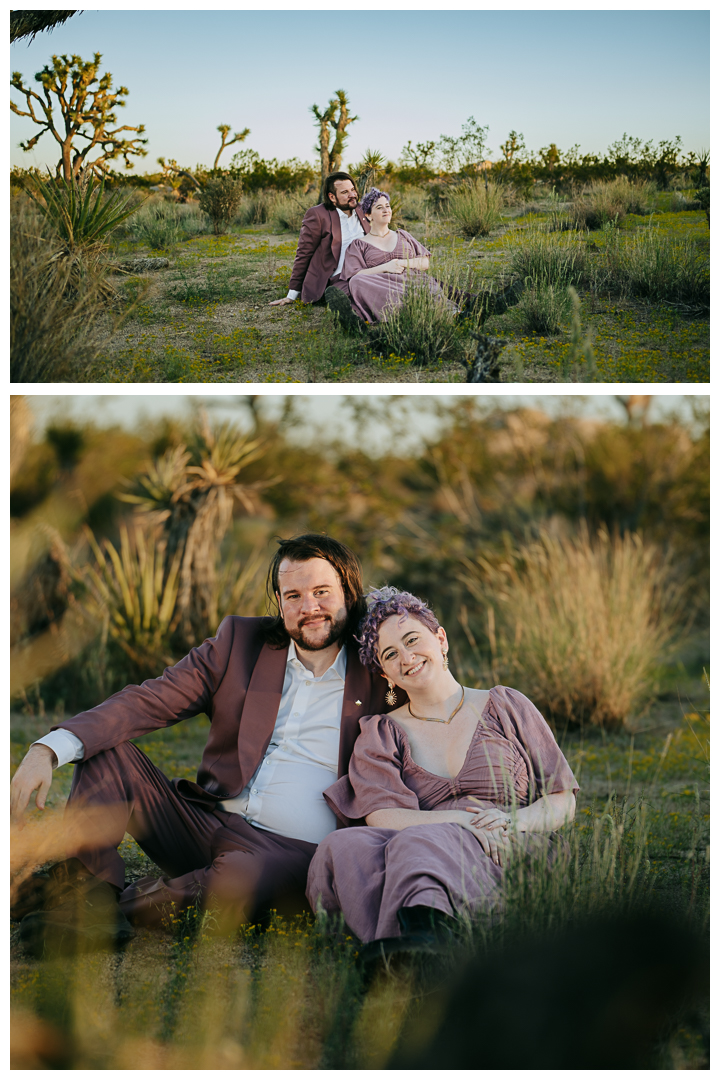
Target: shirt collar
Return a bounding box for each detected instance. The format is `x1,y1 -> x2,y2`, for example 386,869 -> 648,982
287,639 -> 347,680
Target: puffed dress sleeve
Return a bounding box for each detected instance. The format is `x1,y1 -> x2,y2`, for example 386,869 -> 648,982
487,686 -> 580,803
323,714 -> 420,827
397,228 -> 431,258
340,239 -> 370,281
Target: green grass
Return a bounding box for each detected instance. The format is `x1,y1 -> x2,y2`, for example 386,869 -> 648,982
10,658 -> 709,1068
14,186 -> 707,382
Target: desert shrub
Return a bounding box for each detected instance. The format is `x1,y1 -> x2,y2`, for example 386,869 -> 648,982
127,201 -> 205,249
573,177 -> 655,230
271,191 -> 317,232
11,199 -> 111,382
398,187 -> 428,221
235,190 -> 278,226
366,278 -> 467,367
602,227 -> 709,308
462,525 -> 680,729
513,276 -> 573,334
198,175 -> 244,235
446,179 -> 504,237
508,228 -> 588,289
669,191 -> 702,212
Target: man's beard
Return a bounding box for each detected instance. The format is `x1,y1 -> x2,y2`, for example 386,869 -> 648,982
287,610 -> 348,652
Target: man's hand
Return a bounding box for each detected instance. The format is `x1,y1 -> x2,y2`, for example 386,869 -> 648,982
269,296 -> 296,307
10,744 -> 56,826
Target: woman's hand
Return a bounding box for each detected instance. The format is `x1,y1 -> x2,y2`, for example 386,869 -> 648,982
468,807 -> 512,832
382,259 -> 408,275
455,810 -> 513,866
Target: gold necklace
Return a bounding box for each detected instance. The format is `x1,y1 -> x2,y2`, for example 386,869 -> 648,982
407,686 -> 465,724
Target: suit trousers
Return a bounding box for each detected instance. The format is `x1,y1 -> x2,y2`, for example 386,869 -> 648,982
65,741 -> 318,928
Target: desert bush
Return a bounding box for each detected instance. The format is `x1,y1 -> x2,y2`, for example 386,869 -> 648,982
573,177 -> 655,230
127,201 -> 205,250
601,227 -> 710,308
11,199 -> 111,382
397,187 -> 428,221
235,190 -> 278,226
271,191 -> 317,232
446,179 -> 504,237
508,228 -> 588,289
462,525 -> 680,729
366,278 -> 467,367
198,175 -> 244,235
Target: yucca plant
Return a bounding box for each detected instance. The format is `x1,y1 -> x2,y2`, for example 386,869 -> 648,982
119,418 -> 274,646
21,171 -> 143,302
80,521 -> 183,673
22,170 -> 141,251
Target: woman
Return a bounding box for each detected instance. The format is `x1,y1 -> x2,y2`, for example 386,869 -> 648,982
339,188 -> 456,323
306,587 -> 578,951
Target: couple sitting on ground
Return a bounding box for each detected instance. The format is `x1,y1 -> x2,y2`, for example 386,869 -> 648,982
269,172 -> 464,329
11,534 -> 577,960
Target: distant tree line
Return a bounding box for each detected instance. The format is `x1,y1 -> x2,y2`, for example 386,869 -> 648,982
10,49 -> 709,196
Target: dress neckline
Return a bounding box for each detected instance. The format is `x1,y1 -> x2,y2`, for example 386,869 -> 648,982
363,230 -> 400,254
384,688 -> 496,782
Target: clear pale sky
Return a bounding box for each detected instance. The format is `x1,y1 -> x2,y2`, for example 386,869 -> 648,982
10,9 -> 709,176
25,395 -> 702,457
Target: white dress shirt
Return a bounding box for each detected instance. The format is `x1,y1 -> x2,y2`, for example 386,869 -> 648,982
286,208 -> 365,300
34,640 -> 347,845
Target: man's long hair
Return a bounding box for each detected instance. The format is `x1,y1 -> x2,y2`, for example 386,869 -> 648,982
263,533 -> 367,648
322,172 -> 357,210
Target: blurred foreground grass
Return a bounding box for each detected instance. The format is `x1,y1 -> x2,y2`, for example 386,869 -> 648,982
10,664 -> 709,1068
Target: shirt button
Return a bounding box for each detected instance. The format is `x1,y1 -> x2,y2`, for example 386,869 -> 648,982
252,788 -> 258,794
305,680 -> 311,686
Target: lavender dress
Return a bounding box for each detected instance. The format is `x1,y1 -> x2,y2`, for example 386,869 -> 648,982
306,686 -> 579,943
340,228 -> 454,323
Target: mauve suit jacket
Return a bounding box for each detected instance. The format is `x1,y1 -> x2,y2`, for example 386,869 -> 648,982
53,617 -> 401,813
288,203 -> 370,303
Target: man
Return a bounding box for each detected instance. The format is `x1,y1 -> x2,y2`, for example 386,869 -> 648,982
10,534 -> 404,951
269,172 -> 369,325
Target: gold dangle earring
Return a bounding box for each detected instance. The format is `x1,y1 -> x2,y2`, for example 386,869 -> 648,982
442,651 -> 450,671
385,680 -> 397,707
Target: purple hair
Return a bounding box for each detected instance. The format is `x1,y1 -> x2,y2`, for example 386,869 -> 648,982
357,586 -> 439,672
359,187 -> 390,217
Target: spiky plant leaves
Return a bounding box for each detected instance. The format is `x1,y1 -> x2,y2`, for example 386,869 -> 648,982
22,171 -> 142,250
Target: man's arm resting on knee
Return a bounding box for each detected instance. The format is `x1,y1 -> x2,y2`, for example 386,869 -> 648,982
269,208 -> 323,306
11,743 -> 59,823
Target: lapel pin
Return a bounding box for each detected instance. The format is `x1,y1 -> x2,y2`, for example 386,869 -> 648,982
355,700 -> 362,706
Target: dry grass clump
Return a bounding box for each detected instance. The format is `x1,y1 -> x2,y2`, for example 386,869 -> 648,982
234,190 -> 278,226
366,277 -> 468,367
271,191 -> 317,232
463,525 -> 680,729
573,177 -> 655,230
507,228 -> 588,290
602,228 -> 710,309
446,179 -> 505,237
11,199 -> 111,382
126,201 -> 205,249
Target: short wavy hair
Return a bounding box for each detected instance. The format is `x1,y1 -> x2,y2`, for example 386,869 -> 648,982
357,586 -> 439,672
359,187 -> 390,217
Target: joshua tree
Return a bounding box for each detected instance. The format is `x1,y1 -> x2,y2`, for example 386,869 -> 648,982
311,89 -> 358,196
10,10 -> 79,43
11,52 -> 147,181
213,123 -> 251,170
